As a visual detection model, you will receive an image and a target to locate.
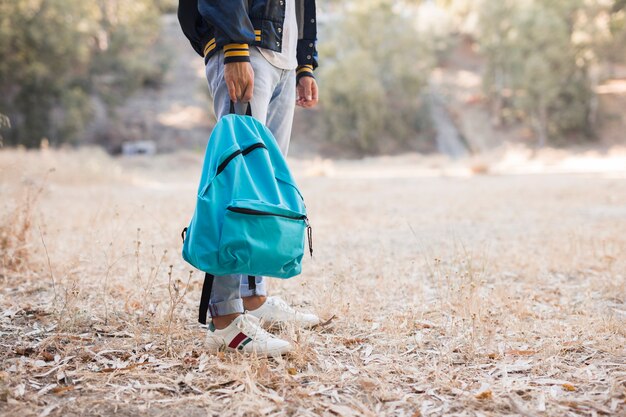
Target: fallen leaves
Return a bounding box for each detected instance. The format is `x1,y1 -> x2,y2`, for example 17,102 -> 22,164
51,385 -> 75,395
505,349 -> 538,356
413,321 -> 435,330
314,315 -> 336,329
487,349 -> 538,359
475,390 -> 493,400
14,346 -> 36,356
2,149 -> 626,417
40,351 -> 55,362
342,337 -> 367,347
562,383 -> 577,392
98,363 -> 147,373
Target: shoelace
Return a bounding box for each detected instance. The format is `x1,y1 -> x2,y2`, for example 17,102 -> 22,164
268,297 -> 296,314
237,314 -> 273,343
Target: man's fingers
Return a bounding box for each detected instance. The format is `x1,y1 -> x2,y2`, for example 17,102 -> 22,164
311,80 -> 319,101
298,98 -> 312,108
242,78 -> 254,102
303,80 -> 313,101
296,79 -> 319,108
227,80 -> 238,102
296,85 -> 302,101
225,62 -> 255,103
234,82 -> 242,103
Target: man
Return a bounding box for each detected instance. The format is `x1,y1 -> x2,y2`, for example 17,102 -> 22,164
178,0 -> 320,356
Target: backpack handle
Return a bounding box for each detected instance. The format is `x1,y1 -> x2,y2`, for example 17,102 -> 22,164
229,100 -> 252,117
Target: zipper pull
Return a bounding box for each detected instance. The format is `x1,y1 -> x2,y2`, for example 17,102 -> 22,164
304,217 -> 313,257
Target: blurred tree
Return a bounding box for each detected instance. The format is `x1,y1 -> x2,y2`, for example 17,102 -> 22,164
154,0 -> 179,14
602,1 -> 626,69
317,1 -> 435,154
0,113 -> 10,147
0,0 -> 165,147
477,0 -> 626,146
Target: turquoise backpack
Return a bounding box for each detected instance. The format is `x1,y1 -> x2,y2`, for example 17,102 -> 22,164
182,104 -> 312,279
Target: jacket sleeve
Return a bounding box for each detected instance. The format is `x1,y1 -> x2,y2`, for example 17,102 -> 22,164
197,0 -> 256,63
296,0 -> 318,82
296,64 -> 314,83
177,0 -> 212,57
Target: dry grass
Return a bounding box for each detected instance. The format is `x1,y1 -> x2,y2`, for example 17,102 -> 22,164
0,147 -> 625,417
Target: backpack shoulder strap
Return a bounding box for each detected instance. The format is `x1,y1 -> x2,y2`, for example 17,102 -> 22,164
198,273 -> 214,325
247,275 -> 256,293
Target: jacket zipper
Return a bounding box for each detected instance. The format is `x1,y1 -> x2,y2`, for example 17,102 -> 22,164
227,206 -> 313,257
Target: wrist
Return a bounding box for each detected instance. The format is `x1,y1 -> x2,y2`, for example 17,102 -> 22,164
224,43 -> 250,64
296,64 -> 314,83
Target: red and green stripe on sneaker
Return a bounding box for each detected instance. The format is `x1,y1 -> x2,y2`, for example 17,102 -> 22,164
206,313 -> 292,357
228,332 -> 253,350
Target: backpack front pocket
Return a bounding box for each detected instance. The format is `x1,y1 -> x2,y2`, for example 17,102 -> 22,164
217,200 -> 308,278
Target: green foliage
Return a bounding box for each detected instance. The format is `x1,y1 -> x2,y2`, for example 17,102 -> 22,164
0,0 -> 165,147
603,4 -> 626,66
477,0 -> 626,145
0,113 -> 10,147
317,1 -> 435,154
154,0 -> 179,14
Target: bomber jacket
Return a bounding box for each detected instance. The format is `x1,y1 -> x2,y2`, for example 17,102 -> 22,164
178,0 -> 318,81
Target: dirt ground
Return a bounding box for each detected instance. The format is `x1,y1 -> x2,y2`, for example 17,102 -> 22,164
1,147 -> 625,416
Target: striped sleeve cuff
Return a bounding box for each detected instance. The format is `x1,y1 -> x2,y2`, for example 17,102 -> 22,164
204,38 -> 216,57
296,64 -> 314,82
224,43 -> 250,64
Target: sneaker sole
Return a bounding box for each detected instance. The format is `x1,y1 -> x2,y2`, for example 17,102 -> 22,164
205,340 -> 293,357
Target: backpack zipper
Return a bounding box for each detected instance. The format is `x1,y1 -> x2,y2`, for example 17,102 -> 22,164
216,143 -> 268,176
241,143 -> 266,156
227,207 -> 313,257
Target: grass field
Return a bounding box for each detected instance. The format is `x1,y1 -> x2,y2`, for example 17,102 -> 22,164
1,147 -> 625,416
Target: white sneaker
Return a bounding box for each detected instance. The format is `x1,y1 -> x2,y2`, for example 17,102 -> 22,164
248,296 -> 320,329
206,313 -> 292,356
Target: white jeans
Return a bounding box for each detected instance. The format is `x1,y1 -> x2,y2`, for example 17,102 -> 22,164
204,47 -> 296,317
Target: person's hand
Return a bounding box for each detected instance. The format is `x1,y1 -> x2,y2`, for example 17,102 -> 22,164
224,62 -> 254,103
297,77 -> 319,108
